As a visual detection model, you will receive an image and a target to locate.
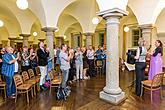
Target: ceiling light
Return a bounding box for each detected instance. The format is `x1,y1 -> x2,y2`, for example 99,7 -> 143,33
33,32 -> 37,37
0,20 -> 4,27
124,26 -> 129,32
16,0 -> 28,10
92,17 -> 99,25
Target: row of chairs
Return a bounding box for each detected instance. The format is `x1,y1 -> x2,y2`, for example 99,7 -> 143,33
14,69 -> 40,103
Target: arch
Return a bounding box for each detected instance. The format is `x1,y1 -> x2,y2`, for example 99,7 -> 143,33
0,0 -> 39,34
57,0 -> 100,33
0,2 -> 22,36
153,1 -> 165,24
58,14 -> 83,35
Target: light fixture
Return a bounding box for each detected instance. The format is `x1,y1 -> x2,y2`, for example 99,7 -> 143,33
92,0 -> 99,25
16,0 -> 28,10
92,17 -> 99,25
0,20 -> 4,27
124,26 -> 129,32
33,32 -> 37,37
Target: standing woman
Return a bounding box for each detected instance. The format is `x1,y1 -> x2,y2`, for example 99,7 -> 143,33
148,40 -> 163,80
134,37 -> 147,96
75,47 -> 83,80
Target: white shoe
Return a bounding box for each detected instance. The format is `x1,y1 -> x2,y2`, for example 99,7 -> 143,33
84,76 -> 88,80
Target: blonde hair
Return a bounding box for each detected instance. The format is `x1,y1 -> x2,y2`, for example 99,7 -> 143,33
138,37 -> 145,47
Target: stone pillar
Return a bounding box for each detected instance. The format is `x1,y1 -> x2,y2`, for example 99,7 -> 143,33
20,34 -> 31,47
71,33 -> 78,48
42,27 -> 56,69
1,40 -> 8,47
98,8 -> 128,104
84,33 -> 94,47
8,38 -> 16,48
140,24 -> 153,49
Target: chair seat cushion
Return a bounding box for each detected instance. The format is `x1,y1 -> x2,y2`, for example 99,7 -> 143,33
51,79 -> 61,85
26,80 -> 37,85
17,84 -> 32,90
142,80 -> 160,88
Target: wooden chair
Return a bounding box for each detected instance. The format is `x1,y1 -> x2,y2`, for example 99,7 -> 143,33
13,74 -> 33,103
22,71 -> 37,96
141,72 -> 164,102
35,67 -> 41,76
95,60 -> 103,75
49,70 -> 61,94
28,69 -> 40,93
0,75 -> 6,98
28,69 -> 40,81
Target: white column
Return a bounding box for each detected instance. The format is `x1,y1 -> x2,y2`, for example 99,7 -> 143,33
42,27 -> 56,69
84,33 -> 94,47
140,24 -> 153,49
98,8 -> 128,105
20,34 -> 30,47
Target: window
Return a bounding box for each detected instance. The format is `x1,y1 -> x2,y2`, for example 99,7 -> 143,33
99,33 -> 104,46
132,28 -> 141,47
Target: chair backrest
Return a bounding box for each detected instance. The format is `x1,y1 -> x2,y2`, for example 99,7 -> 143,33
35,67 -> 41,76
151,72 -> 164,87
96,60 -> 102,66
49,70 -> 54,81
14,74 -> 23,87
22,71 -> 30,82
28,69 -> 35,79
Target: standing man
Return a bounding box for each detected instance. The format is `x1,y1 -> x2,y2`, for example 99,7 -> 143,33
2,46 -> 19,98
37,42 -> 49,90
59,44 -> 72,91
87,45 -> 95,77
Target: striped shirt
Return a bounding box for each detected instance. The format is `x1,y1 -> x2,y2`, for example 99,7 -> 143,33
2,53 -> 15,77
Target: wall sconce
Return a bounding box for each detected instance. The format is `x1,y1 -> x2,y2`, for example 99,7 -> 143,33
124,23 -> 138,33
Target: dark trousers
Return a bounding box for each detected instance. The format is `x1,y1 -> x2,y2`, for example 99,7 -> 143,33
22,66 -> 30,72
135,62 -> 146,96
88,59 -> 95,77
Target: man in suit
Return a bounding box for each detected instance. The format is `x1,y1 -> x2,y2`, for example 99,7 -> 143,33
37,41 -> 49,90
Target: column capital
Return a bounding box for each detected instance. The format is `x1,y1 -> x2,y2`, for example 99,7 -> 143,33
8,37 -> 16,40
139,24 -> 154,34
38,38 -> 46,42
83,32 -> 94,36
97,8 -> 128,19
19,34 -> 31,37
41,27 -> 57,32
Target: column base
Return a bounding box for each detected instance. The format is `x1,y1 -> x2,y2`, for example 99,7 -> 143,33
99,91 -> 125,105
